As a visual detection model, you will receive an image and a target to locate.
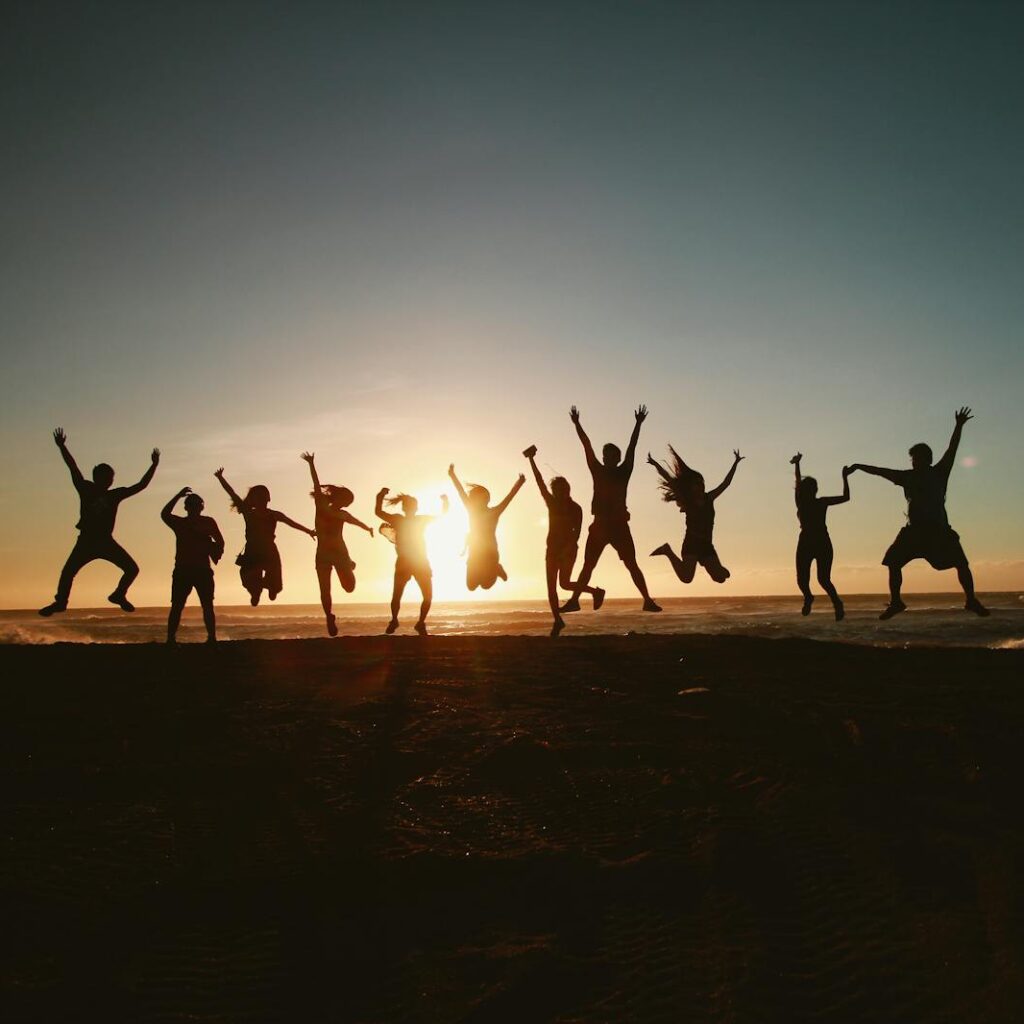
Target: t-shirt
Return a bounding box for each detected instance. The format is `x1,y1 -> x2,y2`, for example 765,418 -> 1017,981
796,497 -> 828,536
75,481 -> 130,539
546,496 -> 583,550
590,463 -> 631,521
313,495 -> 352,551
242,507 -> 284,550
892,465 -> 952,529
683,499 -> 715,546
166,514 -> 224,570
394,515 -> 431,565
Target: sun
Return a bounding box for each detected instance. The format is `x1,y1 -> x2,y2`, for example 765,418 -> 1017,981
424,490 -> 471,601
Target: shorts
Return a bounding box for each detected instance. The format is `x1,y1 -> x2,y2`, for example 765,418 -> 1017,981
396,557 -> 432,588
883,525 -> 967,571
316,545 -> 354,575
547,541 -> 579,572
172,566 -> 214,604
682,535 -> 727,578
587,517 -> 635,560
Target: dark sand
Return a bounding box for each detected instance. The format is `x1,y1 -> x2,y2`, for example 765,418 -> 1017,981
4,636 -> 1024,1022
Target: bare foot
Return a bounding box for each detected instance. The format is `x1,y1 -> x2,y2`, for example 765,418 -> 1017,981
326,613 -> 338,636
551,618 -> 565,637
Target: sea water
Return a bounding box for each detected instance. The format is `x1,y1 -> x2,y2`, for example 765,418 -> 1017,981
2,594 -> 1022,648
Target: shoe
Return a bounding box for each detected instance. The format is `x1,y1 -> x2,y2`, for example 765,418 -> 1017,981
592,588 -> 606,611
965,598 -> 990,617
38,602 -> 67,617
414,620 -> 428,636
385,619 -> 399,635
801,596 -> 813,616
108,592 -> 135,613
878,600 -> 907,621
650,543 -> 672,558
642,599 -> 662,613
559,598 -> 582,614
551,618 -> 565,637
833,601 -> 845,622
326,613 -> 338,636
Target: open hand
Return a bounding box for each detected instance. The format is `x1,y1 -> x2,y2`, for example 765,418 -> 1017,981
300,451 -> 314,464
646,452 -> 658,467
790,453 -> 802,465
151,448 -> 161,464
569,405 -> 580,424
955,406 -> 973,427
369,527 -> 375,538
308,529 -> 317,539
214,467 -> 225,478
53,427 -> 67,447
517,473 -> 526,485
733,449 -> 745,462
635,404 -> 648,423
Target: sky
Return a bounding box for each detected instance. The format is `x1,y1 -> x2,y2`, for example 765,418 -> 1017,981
1,0 -> 1022,608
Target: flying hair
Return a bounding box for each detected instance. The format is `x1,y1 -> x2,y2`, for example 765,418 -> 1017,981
657,446 -> 704,506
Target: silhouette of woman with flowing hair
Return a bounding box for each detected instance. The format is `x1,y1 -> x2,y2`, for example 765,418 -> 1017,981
162,486 -> 224,643
214,467 -> 315,606
376,487 -> 449,635
790,453 -> 850,620
561,405 -> 661,613
40,428 -> 160,616
523,445 -> 605,636
447,463 -> 525,591
648,446 -> 744,585
300,452 -> 374,636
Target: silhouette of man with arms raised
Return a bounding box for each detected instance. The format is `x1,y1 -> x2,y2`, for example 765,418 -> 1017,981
40,428 -> 160,616
850,407 -> 989,620
561,405 -> 661,613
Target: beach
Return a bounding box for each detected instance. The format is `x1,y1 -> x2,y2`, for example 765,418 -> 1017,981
5,634 -> 1024,1022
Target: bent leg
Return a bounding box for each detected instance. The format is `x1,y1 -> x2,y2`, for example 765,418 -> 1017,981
106,541 -> 139,598
416,573 -> 433,626
336,565 -> 356,594
54,542 -> 94,605
662,546 -> 697,584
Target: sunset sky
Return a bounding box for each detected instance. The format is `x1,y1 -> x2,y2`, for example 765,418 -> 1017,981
2,1 -> 1022,608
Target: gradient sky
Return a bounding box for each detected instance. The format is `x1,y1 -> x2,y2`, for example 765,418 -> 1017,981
2,0 -> 1022,608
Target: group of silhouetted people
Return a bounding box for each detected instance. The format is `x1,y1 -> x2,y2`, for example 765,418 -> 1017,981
38,405 -> 989,641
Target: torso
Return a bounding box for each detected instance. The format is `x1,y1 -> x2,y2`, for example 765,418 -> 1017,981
591,463 -> 630,521
171,515 -> 219,570
76,483 -> 126,540
902,467 -> 950,528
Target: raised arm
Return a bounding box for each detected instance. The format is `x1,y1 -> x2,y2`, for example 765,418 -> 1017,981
709,450 -> 744,500
496,473 -> 526,515
847,463 -> 903,485
646,452 -> 674,484
53,428 -> 85,488
277,513 -> 316,538
161,486 -> 189,525
622,405 -> 648,473
937,406 -> 972,476
447,464 -> 469,505
822,467 -> 852,507
375,487 -> 396,526
790,453 -> 802,506
123,448 -> 160,497
301,451 -> 321,495
570,406 -> 599,471
214,467 -> 244,508
523,447 -> 551,502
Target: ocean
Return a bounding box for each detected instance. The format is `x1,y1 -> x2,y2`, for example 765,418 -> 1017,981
2,593 -> 1022,648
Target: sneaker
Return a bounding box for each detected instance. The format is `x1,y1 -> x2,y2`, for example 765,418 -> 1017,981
385,619 -> 399,635
878,600 -> 907,621
801,596 -> 813,616
326,613 -> 338,636
38,602 -> 67,617
642,599 -> 662,613
108,592 -> 135,613
559,598 -> 582,614
833,600 -> 845,622
550,618 -> 565,637
965,598 -> 990,617
414,620 -> 428,636
592,588 -> 606,611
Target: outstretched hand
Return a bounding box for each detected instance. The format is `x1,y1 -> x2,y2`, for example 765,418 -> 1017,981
955,406 -> 973,427
53,427 -> 67,447
790,453 -> 802,465
842,465 -> 852,477
214,467 -> 224,478
733,449 -> 745,462
448,463 -> 456,476
307,528 -> 317,539
569,405 -> 580,424
516,473 -> 526,485
151,448 -> 161,464
646,452 -> 658,468
377,486 -> 389,498
300,451 -> 314,464
635,404 -> 648,424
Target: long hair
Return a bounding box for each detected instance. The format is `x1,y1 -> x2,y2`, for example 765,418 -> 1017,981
796,476 -> 818,508
314,484 -> 353,507
657,446 -> 704,507
385,493 -> 416,512
235,484 -> 270,513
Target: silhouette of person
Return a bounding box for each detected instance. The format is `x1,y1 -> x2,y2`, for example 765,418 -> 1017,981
648,446 -> 744,585
214,467 -> 315,606
39,429 -> 160,616
849,407 -> 989,620
376,488 -> 448,635
561,406 -> 661,613
790,453 -> 850,620
301,452 -> 374,636
523,445 -> 605,636
162,486 -> 224,643
447,463 -> 524,590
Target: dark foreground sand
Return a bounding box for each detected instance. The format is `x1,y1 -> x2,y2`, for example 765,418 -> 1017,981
4,636 -> 1024,1023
